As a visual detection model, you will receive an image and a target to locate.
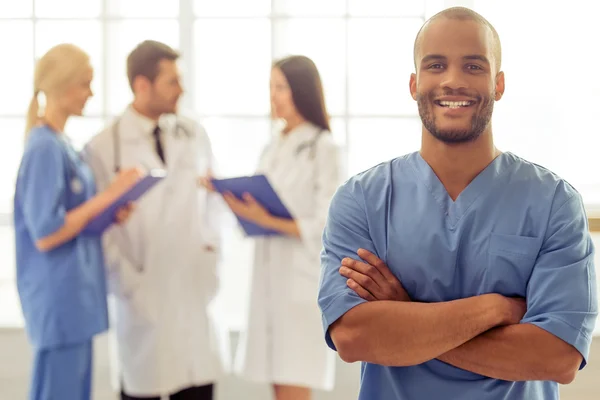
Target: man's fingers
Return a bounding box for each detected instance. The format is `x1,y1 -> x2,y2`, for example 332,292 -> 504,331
357,248 -> 396,281
346,279 -> 376,302
115,207 -> 129,223
198,177 -> 215,191
340,266 -> 380,295
341,257 -> 385,286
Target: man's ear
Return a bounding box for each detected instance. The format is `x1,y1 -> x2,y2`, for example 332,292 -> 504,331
494,71 -> 505,101
409,73 -> 417,101
132,75 -> 150,95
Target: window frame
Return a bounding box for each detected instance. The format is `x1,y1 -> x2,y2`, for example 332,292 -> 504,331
1,0 -> 597,225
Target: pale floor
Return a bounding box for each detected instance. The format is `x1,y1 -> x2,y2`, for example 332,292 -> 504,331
0,329 -> 358,400
0,330 -> 599,400
2,233 -> 600,399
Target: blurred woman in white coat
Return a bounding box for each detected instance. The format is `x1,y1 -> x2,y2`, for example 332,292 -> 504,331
226,55 -> 340,400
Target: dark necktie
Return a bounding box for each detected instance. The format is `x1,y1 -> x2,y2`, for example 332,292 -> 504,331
152,125 -> 166,164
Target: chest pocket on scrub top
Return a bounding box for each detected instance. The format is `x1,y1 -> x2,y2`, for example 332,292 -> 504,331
485,233 -> 542,297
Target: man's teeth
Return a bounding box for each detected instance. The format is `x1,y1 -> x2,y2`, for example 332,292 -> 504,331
439,101 -> 472,108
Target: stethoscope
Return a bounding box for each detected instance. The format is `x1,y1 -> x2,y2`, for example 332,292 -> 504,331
112,116 -> 192,173
266,128 -> 325,170
294,129 -> 325,159
50,131 -> 86,195
38,120 -> 86,194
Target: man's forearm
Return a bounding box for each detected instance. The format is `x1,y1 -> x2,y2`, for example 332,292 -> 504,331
437,323 -> 582,384
330,294 -> 510,367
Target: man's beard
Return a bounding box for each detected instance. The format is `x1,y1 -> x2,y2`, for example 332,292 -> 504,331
149,88 -> 179,116
417,90 -> 495,144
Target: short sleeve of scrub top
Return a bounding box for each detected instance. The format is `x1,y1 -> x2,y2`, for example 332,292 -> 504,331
520,182 -> 597,368
318,178 -> 374,350
19,133 -> 68,241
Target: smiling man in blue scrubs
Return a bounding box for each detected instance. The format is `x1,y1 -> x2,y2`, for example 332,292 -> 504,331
318,6 -> 598,400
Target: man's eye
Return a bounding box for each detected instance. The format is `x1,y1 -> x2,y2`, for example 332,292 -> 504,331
467,65 -> 483,70
428,64 -> 444,69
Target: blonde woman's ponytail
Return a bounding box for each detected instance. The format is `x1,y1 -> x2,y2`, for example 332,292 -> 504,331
24,90 -> 40,139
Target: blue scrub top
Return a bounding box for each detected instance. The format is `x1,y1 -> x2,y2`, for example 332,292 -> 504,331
319,151 -> 598,400
14,126 -> 109,349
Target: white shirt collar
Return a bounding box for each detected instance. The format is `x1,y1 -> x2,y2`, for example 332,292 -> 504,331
125,105 -> 160,137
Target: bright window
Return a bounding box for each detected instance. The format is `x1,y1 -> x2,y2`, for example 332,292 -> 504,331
0,22 -> 33,115
194,19 -> 271,116
474,0 -> 600,212
2,0 -> 595,330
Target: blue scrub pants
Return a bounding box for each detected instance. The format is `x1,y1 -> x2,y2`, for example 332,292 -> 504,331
30,340 -> 93,400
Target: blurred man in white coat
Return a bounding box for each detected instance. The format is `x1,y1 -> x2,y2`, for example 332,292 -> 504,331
83,40 -> 228,400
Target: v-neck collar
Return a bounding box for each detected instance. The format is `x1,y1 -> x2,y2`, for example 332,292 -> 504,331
410,151 -> 517,229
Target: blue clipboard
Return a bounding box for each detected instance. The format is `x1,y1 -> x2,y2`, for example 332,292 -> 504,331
82,169 -> 167,235
211,174 -> 292,237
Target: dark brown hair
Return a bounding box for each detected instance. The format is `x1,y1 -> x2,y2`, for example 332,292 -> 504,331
127,40 -> 179,91
273,55 -> 330,132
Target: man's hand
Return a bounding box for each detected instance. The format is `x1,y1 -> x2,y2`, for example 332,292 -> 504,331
197,176 -> 215,192
114,202 -> 135,225
107,167 -> 144,198
340,248 -> 411,302
198,169 -> 216,192
340,249 -> 527,324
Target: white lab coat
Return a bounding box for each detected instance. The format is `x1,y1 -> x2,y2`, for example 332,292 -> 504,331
234,122 -> 339,390
83,106 -> 230,397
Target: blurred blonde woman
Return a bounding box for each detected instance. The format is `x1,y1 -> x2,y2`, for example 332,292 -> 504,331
13,43 -> 140,400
